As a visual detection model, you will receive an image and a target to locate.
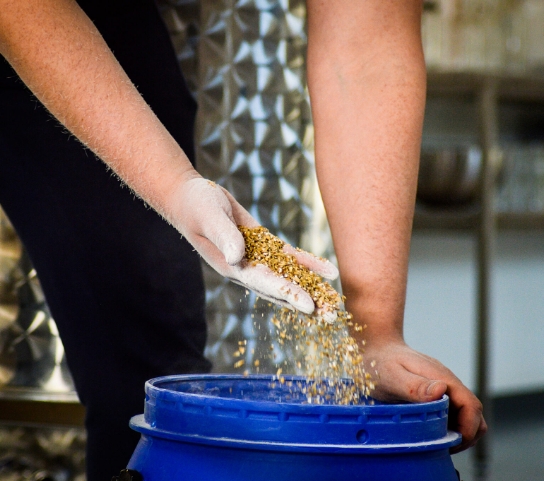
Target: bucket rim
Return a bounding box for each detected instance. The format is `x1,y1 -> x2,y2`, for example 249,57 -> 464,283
130,414 -> 462,453
145,373 -> 450,414
133,374 -> 462,453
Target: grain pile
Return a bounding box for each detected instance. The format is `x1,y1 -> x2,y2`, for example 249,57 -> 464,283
238,226 -> 342,318
235,226 -> 375,405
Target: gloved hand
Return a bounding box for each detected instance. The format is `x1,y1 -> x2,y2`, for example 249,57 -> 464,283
363,339 -> 487,453
168,176 -> 339,317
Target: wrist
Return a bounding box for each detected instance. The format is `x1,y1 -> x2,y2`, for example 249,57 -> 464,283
161,165 -> 201,221
344,292 -> 405,347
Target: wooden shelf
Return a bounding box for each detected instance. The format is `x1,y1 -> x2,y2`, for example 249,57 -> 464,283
0,387 -> 84,427
0,387 -> 79,402
414,205 -> 544,231
427,70 -> 544,102
498,212 -> 544,230
413,204 -> 480,231
420,68 -> 544,474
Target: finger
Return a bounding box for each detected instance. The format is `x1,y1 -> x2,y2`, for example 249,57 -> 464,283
216,230 -> 246,266
189,235 -> 236,277
450,413 -> 487,453
372,366 -> 448,404
237,277 -> 338,323
399,352 -> 485,449
283,245 -> 339,280
204,222 -> 245,266
235,263 -> 315,314
448,394 -> 486,453
230,280 -> 296,311
197,185 -> 246,265
450,415 -> 487,453
476,415 -> 488,441
196,239 -> 315,314
222,192 -> 339,281
316,307 -> 338,324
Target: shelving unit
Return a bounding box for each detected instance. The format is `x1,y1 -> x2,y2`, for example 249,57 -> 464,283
1,209 -> 83,428
415,208 -> 544,231
427,71 -> 544,102
0,387 -> 84,427
419,69 -> 544,479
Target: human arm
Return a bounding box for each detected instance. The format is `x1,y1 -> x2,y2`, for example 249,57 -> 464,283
0,0 -> 338,313
306,0 -> 486,451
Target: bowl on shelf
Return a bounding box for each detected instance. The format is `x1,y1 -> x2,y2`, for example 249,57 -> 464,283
417,147 -> 482,207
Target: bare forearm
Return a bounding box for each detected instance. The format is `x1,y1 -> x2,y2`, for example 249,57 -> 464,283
307,0 -> 426,342
306,3 -> 487,449
0,0 -> 197,221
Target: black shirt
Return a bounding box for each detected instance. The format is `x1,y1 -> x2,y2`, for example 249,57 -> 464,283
0,0 -> 197,155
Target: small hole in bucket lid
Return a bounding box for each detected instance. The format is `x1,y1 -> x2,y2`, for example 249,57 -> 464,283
356,430 -> 369,444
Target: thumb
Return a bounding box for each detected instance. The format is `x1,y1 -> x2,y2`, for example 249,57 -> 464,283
375,372 -> 447,404
187,178 -> 246,265
206,215 -> 246,266
409,378 -> 448,403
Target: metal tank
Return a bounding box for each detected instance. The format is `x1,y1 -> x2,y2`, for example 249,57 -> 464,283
160,0 -> 334,373
0,0 -> 334,395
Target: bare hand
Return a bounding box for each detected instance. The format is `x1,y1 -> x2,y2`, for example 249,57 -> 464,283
364,340 -> 487,453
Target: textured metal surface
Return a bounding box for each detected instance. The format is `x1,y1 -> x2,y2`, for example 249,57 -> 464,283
196,1 -> 332,373
159,0 -> 332,373
0,208 -> 75,396
160,0 -> 337,373
158,0 -> 201,96
0,425 -> 86,481
0,2 -> 333,386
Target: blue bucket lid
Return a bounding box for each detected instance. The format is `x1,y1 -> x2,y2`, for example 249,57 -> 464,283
130,374 -> 461,453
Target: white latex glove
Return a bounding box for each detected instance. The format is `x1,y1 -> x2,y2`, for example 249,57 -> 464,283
168,176 -> 339,317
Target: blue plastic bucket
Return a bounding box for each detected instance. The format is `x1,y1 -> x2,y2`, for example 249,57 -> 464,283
127,374 -> 461,481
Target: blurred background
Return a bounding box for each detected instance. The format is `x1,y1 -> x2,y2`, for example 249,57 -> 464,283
1,0 -> 544,480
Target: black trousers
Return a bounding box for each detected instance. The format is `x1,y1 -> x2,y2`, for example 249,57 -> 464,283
0,3 -> 211,480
